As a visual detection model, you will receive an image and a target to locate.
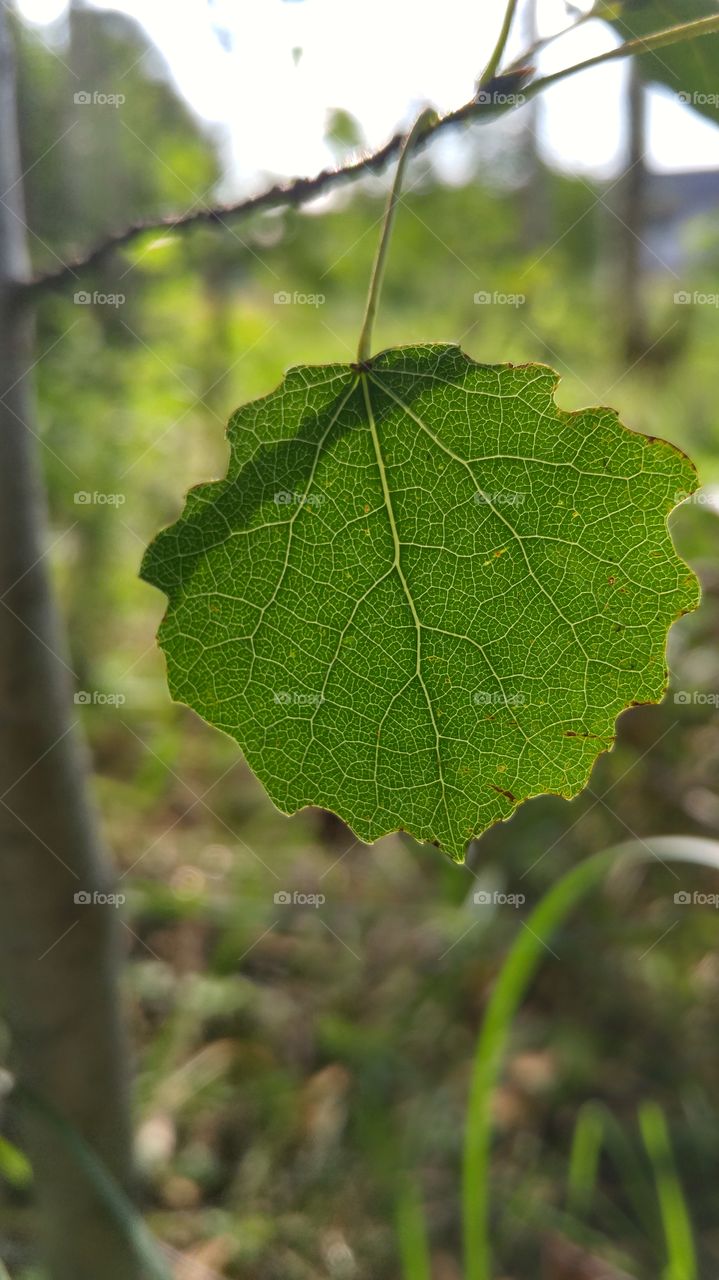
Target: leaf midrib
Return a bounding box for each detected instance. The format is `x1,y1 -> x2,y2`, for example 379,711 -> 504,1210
360,371 -> 450,836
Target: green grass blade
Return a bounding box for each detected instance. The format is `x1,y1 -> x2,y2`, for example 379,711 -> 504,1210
462,846 -> 618,1280
564,1099 -> 660,1242
462,836 -> 719,1280
567,1101 -> 605,1216
396,1176 -> 433,1280
640,1101 -> 697,1280
595,1104 -> 661,1244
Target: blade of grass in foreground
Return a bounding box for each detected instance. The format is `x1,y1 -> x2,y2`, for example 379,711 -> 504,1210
565,1100 -> 660,1244
462,836 -> 719,1280
567,1101 -> 605,1217
396,1175 -> 433,1280
640,1101 -> 697,1280
579,1102 -> 660,1245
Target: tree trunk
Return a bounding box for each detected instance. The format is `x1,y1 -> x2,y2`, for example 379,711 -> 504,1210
518,0 -> 550,252
617,58 -> 648,363
0,8 -> 141,1278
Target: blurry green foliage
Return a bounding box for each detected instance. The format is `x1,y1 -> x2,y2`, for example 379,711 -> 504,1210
14,5 -> 220,261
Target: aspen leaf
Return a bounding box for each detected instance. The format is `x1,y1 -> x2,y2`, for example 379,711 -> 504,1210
142,345 -> 699,860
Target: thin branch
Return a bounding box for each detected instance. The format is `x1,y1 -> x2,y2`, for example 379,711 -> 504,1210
505,6 -> 594,72
18,10 -> 719,302
15,95 -> 506,301
531,10 -> 719,95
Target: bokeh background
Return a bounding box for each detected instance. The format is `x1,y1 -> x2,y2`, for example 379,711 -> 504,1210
2,1 -> 719,1276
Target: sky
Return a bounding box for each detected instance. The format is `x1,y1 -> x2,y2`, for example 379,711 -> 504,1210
15,0 -> 719,192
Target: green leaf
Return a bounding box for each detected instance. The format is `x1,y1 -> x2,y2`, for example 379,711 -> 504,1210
325,107 -> 365,160
607,1 -> 719,125
141,344 -> 698,861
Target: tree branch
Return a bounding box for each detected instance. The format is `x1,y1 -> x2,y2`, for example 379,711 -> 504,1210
17,94 -> 501,300
18,10 -> 719,302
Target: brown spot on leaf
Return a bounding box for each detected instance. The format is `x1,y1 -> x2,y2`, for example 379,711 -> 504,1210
490,784 -> 517,803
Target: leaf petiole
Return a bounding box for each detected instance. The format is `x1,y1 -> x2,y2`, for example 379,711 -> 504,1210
477,0 -> 521,88
356,106 -> 438,364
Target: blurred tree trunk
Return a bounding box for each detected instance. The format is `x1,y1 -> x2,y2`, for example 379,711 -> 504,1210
617,59 -> 648,363
518,0 -> 550,252
0,9 -> 140,1279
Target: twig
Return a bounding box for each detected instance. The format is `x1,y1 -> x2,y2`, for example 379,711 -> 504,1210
15,96 -> 502,300
531,10 -> 719,95
18,10 -> 719,302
